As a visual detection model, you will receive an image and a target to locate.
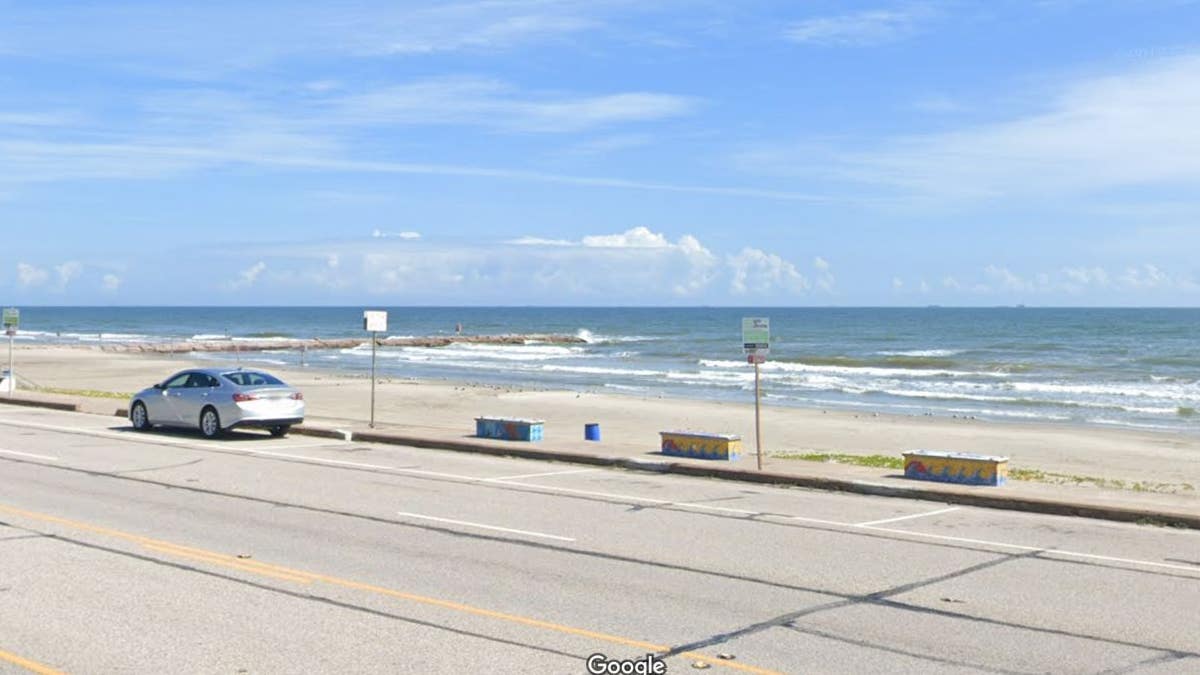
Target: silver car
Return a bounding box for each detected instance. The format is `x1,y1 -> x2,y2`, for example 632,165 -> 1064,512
129,368 -> 305,438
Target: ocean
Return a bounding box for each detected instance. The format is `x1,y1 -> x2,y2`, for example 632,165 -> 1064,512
7,306 -> 1200,434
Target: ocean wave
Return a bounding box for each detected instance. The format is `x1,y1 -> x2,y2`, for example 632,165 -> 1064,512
375,343 -> 586,362
575,329 -> 658,344
698,358 -> 1002,379
540,364 -> 663,377
191,333 -> 230,341
876,349 -> 963,357
1009,380 -> 1200,401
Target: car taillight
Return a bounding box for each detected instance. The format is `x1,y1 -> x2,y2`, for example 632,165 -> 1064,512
290,392 -> 304,400
232,393 -> 258,402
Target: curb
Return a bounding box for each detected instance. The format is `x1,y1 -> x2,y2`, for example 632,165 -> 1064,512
5,401 -> 1195,531
296,424 -> 1200,530
0,397 -> 79,413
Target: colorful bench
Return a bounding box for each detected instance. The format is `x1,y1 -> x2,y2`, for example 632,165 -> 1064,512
660,431 -> 742,461
903,450 -> 1008,486
475,417 -> 544,442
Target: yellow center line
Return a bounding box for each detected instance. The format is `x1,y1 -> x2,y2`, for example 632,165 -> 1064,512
0,504 -> 782,675
0,647 -> 66,675
141,544 -> 315,585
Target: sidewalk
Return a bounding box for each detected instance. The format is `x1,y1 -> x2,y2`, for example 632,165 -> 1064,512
4,389 -> 1198,528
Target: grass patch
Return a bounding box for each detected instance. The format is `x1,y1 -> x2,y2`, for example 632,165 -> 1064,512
773,452 -> 903,470
31,386 -> 131,400
776,453 -> 1195,494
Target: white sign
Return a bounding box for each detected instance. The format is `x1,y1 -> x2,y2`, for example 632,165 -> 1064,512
363,310 -> 388,332
742,317 -> 769,355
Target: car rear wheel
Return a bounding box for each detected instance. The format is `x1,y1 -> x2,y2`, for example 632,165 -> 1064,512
269,425 -> 290,438
200,407 -> 222,439
130,402 -> 150,431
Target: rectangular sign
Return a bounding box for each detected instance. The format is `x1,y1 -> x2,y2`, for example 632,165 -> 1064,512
742,317 -> 769,355
2,308 -> 18,329
363,310 -> 388,333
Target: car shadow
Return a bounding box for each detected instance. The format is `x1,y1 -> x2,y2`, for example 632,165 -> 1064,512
109,425 -> 280,442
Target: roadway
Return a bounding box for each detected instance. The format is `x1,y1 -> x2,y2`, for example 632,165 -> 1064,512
0,404 -> 1198,674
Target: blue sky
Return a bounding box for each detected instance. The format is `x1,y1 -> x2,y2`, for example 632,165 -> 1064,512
1,0 -> 1199,306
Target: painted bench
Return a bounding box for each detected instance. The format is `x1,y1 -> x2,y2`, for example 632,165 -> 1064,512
475,416 -> 544,442
903,450 -> 1008,486
660,431 -> 742,461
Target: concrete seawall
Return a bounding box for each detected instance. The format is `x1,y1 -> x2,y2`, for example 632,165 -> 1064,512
98,334 -> 586,354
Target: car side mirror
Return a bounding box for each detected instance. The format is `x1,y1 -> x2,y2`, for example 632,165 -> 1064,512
153,383 -> 163,390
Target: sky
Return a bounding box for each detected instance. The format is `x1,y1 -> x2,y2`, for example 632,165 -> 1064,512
1,0 -> 1199,306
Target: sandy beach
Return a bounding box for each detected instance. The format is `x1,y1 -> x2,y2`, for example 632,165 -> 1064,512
4,344 -> 1199,491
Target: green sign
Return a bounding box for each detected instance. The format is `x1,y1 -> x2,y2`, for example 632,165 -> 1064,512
742,316 -> 769,354
2,308 -> 17,330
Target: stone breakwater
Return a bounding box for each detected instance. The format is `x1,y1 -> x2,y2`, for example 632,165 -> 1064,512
98,334 -> 586,354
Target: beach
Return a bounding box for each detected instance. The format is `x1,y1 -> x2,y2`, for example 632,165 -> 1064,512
7,344 -> 1200,492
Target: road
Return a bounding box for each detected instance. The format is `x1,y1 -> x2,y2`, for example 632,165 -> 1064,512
0,404 -> 1198,674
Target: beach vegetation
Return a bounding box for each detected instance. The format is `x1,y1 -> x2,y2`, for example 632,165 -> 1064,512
778,453 -> 1195,494
31,386 -> 132,400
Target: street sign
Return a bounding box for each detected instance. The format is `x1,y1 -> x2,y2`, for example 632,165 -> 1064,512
742,317 -> 769,355
2,308 -> 18,330
363,310 -> 388,333
747,353 -> 766,364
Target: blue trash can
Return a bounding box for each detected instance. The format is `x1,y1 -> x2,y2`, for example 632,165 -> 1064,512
584,423 -> 600,441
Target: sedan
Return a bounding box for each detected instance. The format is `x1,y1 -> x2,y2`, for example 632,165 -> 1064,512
129,368 -> 305,438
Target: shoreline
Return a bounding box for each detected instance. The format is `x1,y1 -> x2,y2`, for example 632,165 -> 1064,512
5,345 -> 1200,492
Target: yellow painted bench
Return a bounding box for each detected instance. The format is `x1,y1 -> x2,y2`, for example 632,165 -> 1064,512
660,431 -> 742,461
903,450 -> 1008,486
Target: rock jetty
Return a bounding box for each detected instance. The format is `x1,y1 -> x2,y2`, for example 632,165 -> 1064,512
99,334 -> 586,354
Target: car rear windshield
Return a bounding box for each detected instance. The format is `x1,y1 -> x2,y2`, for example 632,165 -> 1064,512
222,371 -> 285,387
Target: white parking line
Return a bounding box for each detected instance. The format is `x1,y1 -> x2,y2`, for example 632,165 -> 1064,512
0,448 -> 59,461
856,507 -> 960,527
395,511 -> 575,542
2,411 -> 1197,576
488,468 -> 599,481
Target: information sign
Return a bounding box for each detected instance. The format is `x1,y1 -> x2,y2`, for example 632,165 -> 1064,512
742,317 -> 769,355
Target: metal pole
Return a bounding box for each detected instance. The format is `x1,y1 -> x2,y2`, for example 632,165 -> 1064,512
370,331 -> 377,429
755,360 -> 762,470
6,332 -> 13,398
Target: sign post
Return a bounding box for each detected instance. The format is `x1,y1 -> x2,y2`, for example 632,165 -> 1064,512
742,317 -> 770,470
363,310 -> 388,428
3,308 -> 18,397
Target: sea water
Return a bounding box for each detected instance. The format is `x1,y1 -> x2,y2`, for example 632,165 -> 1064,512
10,306 -> 1200,433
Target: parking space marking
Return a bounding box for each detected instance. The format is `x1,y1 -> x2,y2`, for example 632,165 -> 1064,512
859,524 -> 1200,574
395,510 -> 576,542
4,411 -> 1199,578
488,468 -> 599,481
0,448 -> 59,461
856,506 -> 959,527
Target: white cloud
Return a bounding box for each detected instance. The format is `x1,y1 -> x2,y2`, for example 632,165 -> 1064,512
102,273 -> 121,291
334,78 -> 696,133
984,265 -> 1034,292
954,263 -> 1196,296
785,8 -> 928,47
891,276 -> 904,290
16,263 -> 48,288
581,226 -> 670,248
508,236 -> 574,247
227,261 -> 266,290
54,261 -> 82,290
845,54 -> 1200,200
1119,264 -> 1170,289
372,229 -> 421,240
728,248 -> 810,295
813,257 -> 835,292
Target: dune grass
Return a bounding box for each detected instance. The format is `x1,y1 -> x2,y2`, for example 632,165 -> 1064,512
774,452 -> 1194,494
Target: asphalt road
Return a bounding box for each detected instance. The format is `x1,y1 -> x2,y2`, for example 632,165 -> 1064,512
1,405 -> 1198,675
